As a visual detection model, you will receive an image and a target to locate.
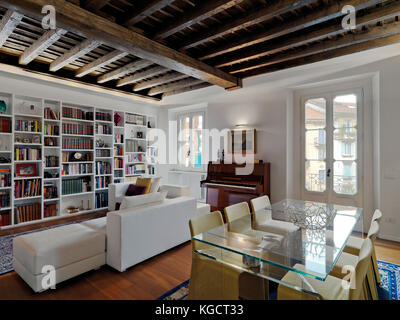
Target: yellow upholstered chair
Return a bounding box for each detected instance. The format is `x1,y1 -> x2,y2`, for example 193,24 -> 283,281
331,221 -> 380,300
277,239 -> 373,300
188,211 -> 268,300
224,202 -> 251,223
250,195 -> 271,212
344,209 -> 382,285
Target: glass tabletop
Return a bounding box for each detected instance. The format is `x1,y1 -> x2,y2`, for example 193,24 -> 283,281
192,199 -> 363,288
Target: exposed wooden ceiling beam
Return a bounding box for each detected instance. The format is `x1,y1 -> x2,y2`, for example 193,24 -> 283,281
229,21 -> 400,75
117,66 -> 168,87
162,83 -> 212,98
50,38 -> 101,72
199,0 -> 384,61
180,0 -> 317,50
19,28 -> 67,65
84,0 -> 110,11
239,31 -> 400,79
123,0 -> 176,26
0,10 -> 23,48
97,59 -> 153,83
148,78 -> 204,96
133,72 -> 187,91
213,1 -> 400,68
75,50 -> 128,77
1,0 -> 240,89
154,0 -> 246,40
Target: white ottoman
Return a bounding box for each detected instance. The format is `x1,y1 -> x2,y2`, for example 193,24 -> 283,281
13,223 -> 106,293
197,202 -> 211,215
81,217 -> 107,235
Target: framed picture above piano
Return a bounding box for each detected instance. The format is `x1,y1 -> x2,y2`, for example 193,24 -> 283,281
227,128 -> 256,154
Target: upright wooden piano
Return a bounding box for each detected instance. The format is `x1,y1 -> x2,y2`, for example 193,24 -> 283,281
200,162 -> 270,213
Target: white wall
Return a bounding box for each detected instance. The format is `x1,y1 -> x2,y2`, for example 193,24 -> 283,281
161,44 -> 400,242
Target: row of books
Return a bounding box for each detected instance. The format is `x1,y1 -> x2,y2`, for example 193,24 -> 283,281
62,123 -> 93,136
0,212 -> 11,227
62,138 -> 93,150
62,178 -> 91,195
126,164 -> 145,175
114,134 -> 124,144
0,169 -> 11,187
114,158 -> 123,169
95,192 -> 108,209
62,107 -> 94,121
43,124 -> 60,136
0,192 -> 10,207
44,203 -> 57,218
0,118 -> 11,133
44,107 -> 59,120
126,140 -> 143,153
62,152 -> 93,162
43,185 -> 58,199
62,163 -> 92,176
127,153 -> 144,163
15,120 -> 41,132
147,166 -> 155,175
14,179 -> 41,199
96,124 -> 112,135
95,176 -> 111,189
95,112 -> 112,122
147,147 -> 157,157
95,161 -> 111,175
114,145 -> 124,156
96,149 -> 111,157
126,113 -> 145,125
15,203 -> 41,224
45,156 -> 59,168
15,147 -> 41,160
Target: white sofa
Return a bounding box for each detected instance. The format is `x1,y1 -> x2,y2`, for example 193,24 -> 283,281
13,183 -> 207,291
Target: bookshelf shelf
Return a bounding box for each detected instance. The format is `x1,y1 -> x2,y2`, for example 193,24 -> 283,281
0,93 -> 157,230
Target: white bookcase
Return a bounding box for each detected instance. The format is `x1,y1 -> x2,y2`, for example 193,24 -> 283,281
0,91 -> 158,230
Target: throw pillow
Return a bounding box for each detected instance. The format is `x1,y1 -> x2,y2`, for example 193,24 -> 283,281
149,177 -> 161,193
125,184 -> 146,196
136,177 -> 152,194
120,192 -> 165,210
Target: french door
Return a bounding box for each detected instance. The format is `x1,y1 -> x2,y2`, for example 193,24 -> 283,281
301,89 -> 363,207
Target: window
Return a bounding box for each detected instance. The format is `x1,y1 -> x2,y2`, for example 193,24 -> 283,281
342,142 -> 352,156
178,111 -> 205,169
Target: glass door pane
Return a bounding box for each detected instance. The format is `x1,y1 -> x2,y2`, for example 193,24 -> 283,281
191,114 -> 203,168
333,94 -> 357,195
305,98 -> 326,192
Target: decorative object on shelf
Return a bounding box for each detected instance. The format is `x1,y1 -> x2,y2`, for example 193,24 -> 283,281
32,136 -> 41,144
0,100 -> 6,113
138,145 -> 144,152
72,152 -> 83,161
147,121 -> 151,128
0,156 -> 10,164
137,132 -> 143,139
96,139 -> 105,147
67,206 -> 79,214
22,137 -> 31,144
15,135 -> 22,143
283,201 -> 337,230
114,112 -> 121,126
16,164 -> 37,177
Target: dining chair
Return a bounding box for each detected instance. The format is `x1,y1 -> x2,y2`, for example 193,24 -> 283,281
224,202 -> 251,223
330,221 -> 380,300
277,238 -> 373,300
188,211 -> 268,300
250,195 -> 271,212
344,209 -> 382,285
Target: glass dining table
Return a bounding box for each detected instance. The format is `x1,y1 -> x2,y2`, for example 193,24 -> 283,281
192,199 -> 363,299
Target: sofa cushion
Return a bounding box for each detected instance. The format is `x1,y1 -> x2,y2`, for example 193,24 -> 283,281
159,184 -> 190,199
149,177 -> 161,193
125,184 -> 146,196
136,177 -> 152,194
13,224 -> 105,275
120,191 -> 165,210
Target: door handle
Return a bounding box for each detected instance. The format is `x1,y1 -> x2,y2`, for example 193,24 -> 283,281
327,169 -> 331,177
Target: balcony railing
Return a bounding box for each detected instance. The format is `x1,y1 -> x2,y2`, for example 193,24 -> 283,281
306,173 -> 356,194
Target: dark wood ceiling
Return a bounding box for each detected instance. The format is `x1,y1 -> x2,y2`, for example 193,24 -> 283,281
0,0 -> 399,102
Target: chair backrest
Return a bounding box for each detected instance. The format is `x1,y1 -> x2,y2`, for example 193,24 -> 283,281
372,209 -> 382,223
224,202 -> 251,223
189,211 -> 224,251
367,220 -> 380,242
250,195 -> 271,212
349,238 -> 373,300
